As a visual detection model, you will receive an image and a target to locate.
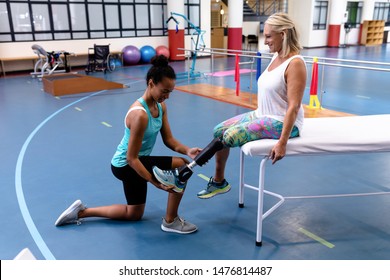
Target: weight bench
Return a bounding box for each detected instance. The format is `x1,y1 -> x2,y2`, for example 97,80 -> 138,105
238,114 -> 390,245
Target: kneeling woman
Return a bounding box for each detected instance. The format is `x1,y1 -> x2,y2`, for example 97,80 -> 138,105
55,55 -> 201,234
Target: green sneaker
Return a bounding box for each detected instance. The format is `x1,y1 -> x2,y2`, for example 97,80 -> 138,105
197,177 -> 231,199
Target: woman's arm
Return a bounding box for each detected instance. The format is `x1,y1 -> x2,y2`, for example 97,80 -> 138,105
126,108 -> 174,192
269,57 -> 307,164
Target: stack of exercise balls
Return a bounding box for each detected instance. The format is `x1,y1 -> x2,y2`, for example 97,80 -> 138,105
122,45 -> 170,66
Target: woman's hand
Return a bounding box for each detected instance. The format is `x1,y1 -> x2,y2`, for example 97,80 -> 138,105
151,178 -> 176,193
187,147 -> 202,159
269,141 -> 287,164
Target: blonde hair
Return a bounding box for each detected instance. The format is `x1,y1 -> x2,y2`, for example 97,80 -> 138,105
265,13 -> 301,58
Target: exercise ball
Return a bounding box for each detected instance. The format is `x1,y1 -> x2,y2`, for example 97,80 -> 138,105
122,45 -> 141,65
140,45 -> 156,63
155,45 -> 170,59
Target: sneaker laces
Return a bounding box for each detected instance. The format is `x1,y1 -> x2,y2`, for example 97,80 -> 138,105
162,169 -> 184,184
161,169 -> 175,176
178,217 -> 185,228
206,177 -> 226,192
207,177 -> 214,186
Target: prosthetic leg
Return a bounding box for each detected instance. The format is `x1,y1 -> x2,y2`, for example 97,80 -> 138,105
177,138 -> 224,182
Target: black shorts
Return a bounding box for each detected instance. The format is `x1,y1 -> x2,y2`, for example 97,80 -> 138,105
111,156 -> 172,205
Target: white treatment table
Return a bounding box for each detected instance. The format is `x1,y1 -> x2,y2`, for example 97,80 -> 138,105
239,114 -> 390,245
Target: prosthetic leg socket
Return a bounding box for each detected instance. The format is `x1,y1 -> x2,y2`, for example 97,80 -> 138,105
177,138 -> 224,182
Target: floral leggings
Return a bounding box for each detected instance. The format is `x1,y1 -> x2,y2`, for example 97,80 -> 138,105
213,110 -> 299,148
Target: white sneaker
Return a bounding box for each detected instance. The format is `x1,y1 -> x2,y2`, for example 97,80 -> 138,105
55,200 -> 86,226
161,216 -> 198,234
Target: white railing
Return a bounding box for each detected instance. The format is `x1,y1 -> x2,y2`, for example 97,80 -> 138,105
178,47 -> 390,108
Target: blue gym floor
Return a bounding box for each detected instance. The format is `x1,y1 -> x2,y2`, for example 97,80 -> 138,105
1,45 -> 390,260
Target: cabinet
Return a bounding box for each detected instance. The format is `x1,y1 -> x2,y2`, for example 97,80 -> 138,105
361,20 -> 385,46
211,27 -> 225,49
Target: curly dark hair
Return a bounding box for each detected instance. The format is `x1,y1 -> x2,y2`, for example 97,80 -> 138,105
146,55 -> 176,85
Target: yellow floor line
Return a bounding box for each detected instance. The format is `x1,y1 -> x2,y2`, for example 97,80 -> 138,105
101,122 -> 112,127
298,227 -> 335,248
198,173 -> 210,181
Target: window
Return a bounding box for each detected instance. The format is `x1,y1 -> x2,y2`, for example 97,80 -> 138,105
10,3 -> 31,33
313,0 -> 328,30
346,1 -> 363,28
52,4 -> 70,31
373,2 -> 390,26
0,0 -> 201,42
185,0 -> 200,34
0,3 -> 10,41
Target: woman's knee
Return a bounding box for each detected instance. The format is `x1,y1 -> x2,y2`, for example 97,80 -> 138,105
125,204 -> 145,221
222,127 -> 247,147
172,157 -> 188,168
213,126 -> 224,139
221,132 -> 235,147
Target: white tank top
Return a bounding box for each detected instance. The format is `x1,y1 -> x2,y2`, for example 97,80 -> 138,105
256,53 -> 305,133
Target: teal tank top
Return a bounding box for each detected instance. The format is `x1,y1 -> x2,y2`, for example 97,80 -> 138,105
111,97 -> 163,167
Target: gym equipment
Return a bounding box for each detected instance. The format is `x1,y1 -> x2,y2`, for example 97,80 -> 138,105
85,44 -> 116,74
122,45 -> 141,65
140,45 -> 156,63
30,44 -> 71,79
155,45 -> 170,59
166,12 -> 206,79
177,138 -> 224,182
42,73 -> 125,96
